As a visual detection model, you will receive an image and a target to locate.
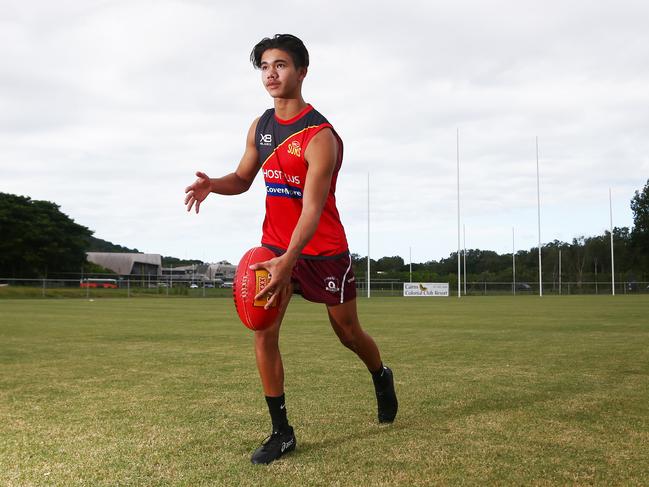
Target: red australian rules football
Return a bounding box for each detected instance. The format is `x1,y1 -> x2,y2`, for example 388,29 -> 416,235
233,246 -> 280,330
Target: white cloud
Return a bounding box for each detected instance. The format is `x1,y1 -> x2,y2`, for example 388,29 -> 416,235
1,0 -> 648,263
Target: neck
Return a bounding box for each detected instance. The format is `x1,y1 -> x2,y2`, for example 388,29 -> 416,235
273,96 -> 308,120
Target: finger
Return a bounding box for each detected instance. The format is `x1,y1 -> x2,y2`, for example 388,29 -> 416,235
264,293 -> 278,310
254,282 -> 274,302
269,284 -> 290,309
254,288 -> 269,302
196,171 -> 208,179
195,200 -> 201,214
186,197 -> 195,212
184,192 -> 192,205
269,289 -> 285,309
249,260 -> 269,271
263,287 -> 281,309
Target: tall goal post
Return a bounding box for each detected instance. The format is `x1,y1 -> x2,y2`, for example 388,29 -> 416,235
610,188 -> 615,296
536,136 -> 543,297
367,172 -> 371,298
456,128 -> 461,298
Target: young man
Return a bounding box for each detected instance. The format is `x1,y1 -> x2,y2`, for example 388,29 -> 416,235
184,34 -> 397,465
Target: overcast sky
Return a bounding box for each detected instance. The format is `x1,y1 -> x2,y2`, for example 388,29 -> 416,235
2,0 -> 648,264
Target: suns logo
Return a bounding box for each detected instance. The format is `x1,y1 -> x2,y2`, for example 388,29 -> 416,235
287,140 -> 301,157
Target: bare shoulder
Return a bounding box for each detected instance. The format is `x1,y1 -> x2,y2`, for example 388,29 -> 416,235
310,126 -> 336,144
248,116 -> 261,134
246,116 -> 261,145
306,127 -> 337,156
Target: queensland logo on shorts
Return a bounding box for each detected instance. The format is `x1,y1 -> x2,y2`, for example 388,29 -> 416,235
259,133 -> 273,146
324,276 -> 340,293
287,140 -> 301,157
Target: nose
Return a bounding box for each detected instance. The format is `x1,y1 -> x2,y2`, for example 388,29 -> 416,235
266,66 -> 277,79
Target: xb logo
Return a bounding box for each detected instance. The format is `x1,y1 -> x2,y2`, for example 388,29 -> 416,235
260,133 -> 272,145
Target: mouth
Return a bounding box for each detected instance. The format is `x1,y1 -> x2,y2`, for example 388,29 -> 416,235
266,82 -> 280,89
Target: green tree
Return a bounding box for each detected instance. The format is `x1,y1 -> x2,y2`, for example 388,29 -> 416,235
88,235 -> 139,253
351,254 -> 377,278
375,256 -> 405,273
567,237 -> 589,286
0,193 -> 93,277
631,179 -> 649,272
631,179 -> 649,234
161,256 -> 204,268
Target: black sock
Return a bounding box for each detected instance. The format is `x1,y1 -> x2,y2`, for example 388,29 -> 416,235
371,362 -> 387,388
265,394 -> 289,433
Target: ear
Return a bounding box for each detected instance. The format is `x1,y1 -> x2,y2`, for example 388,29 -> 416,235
298,67 -> 308,82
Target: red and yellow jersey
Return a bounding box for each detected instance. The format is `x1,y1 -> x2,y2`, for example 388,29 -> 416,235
255,104 -> 349,258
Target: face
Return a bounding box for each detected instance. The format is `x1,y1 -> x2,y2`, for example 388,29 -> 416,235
260,48 -> 306,99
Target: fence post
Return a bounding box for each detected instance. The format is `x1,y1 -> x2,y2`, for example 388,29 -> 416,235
42,278 -> 45,298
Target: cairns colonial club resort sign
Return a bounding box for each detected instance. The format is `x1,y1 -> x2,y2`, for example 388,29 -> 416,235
403,282 -> 450,297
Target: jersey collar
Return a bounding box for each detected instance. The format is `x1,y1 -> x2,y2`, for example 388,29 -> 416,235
274,104 -> 313,125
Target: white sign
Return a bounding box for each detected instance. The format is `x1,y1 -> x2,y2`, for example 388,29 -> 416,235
403,282 -> 449,297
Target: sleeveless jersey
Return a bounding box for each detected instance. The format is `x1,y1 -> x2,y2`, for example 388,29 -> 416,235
255,104 -> 349,258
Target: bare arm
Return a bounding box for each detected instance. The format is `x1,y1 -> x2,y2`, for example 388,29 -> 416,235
282,129 -> 337,262
253,128 -> 338,306
184,118 -> 261,213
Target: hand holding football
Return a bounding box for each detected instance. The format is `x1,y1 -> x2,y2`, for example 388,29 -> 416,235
233,247 -> 281,330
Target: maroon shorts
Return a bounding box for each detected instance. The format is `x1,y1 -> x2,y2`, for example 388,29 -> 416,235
265,246 -> 357,306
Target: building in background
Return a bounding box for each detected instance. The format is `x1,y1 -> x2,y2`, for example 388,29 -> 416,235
86,252 -> 237,286
160,261 -> 236,285
86,252 -> 162,276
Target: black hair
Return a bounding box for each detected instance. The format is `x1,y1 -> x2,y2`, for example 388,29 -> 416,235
250,34 -> 309,69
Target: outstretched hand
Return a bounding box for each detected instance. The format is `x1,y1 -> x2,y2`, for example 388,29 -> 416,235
251,255 -> 294,309
184,171 -> 212,213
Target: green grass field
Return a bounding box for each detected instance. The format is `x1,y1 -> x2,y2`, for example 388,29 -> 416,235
1,296 -> 648,486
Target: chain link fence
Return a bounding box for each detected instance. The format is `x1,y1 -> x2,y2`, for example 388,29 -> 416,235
356,280 -> 649,297
0,276 -> 232,299
1,277 -> 648,299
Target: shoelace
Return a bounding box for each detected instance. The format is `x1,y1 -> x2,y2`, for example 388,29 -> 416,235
259,431 -> 282,450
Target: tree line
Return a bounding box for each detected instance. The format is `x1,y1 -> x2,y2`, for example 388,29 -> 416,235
352,227 -> 645,286
0,193 -> 204,278
1,179 -> 648,281
351,179 -> 649,285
